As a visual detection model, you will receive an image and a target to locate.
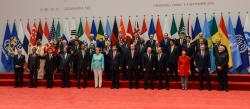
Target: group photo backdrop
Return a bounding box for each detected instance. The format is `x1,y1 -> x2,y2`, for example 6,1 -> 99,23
0,0 -> 249,72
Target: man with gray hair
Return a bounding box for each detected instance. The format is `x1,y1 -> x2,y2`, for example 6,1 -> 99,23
13,49 -> 25,88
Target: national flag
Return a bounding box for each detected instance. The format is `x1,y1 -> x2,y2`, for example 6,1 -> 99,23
170,16 -> 178,39
42,20 -> 50,45
178,15 -> 186,35
186,15 -> 192,36
77,18 -> 84,41
30,22 -> 37,46
91,19 -> 97,40
24,20 -> 31,54
105,18 -> 112,40
156,16 -> 163,42
163,15 -> 170,36
119,17 -> 126,42
96,19 -> 104,40
243,13 -> 250,72
134,20 -> 140,34
193,16 -> 202,40
211,16 -> 232,68
56,20 -> 61,42
148,17 -> 156,38
111,17 -> 119,45
37,20 -> 43,42
203,16 -> 216,73
49,19 -> 56,42
62,18 -> 70,42
141,16 -> 148,41
235,16 -> 249,70
70,18 -> 77,37
227,16 -> 242,70
126,17 -> 133,44
83,18 -> 90,43
1,22 -> 13,71
18,21 -> 28,61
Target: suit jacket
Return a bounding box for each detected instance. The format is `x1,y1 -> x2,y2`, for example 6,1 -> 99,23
183,42 -> 195,58
156,53 -> 167,71
87,48 -> 96,68
160,39 -> 170,54
142,53 -> 156,71
108,51 -> 121,71
146,40 -> 156,48
126,50 -> 139,69
45,54 -> 56,73
176,38 -> 186,48
58,53 -> 71,71
76,50 -> 89,69
215,52 -> 229,71
13,54 -> 25,70
167,45 -> 179,64
28,54 -> 40,70
196,51 -> 211,70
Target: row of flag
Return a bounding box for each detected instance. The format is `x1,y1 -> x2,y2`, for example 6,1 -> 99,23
1,14 -> 250,73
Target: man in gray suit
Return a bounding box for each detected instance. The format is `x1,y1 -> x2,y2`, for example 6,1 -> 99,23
59,48 -> 71,88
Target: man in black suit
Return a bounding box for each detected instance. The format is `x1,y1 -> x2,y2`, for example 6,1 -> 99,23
45,48 -> 56,88
146,34 -> 157,53
176,32 -> 186,54
119,38 -> 129,80
76,44 -> 89,88
13,49 -> 25,88
168,40 -> 179,81
108,45 -> 122,89
196,33 -> 208,52
126,44 -> 139,89
28,47 -> 40,88
142,47 -> 156,90
183,36 -> 196,80
104,41 -> 112,80
160,33 -> 170,55
87,43 -> 96,80
216,45 -> 229,91
59,48 -> 71,88
156,47 -> 169,89
196,44 -> 211,90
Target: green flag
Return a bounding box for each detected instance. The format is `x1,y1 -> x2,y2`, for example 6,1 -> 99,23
77,19 -> 84,38
178,16 -> 186,35
56,20 -> 61,42
170,16 -> 178,39
96,19 -> 104,40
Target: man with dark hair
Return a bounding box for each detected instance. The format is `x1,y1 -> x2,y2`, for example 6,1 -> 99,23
13,49 -> 25,88
76,44 -> 89,88
168,39 -> 179,81
59,47 -> 71,88
156,47 -> 169,89
28,47 -> 40,88
45,48 -> 56,88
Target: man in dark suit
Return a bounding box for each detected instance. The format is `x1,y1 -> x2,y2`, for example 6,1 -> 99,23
108,45 -> 122,89
176,32 -> 186,55
142,47 -> 156,89
196,33 -> 208,52
87,43 -> 96,80
126,44 -> 139,89
28,47 -> 40,88
196,44 -> 211,90
119,38 -> 129,80
156,47 -> 169,89
160,33 -> 170,55
146,34 -> 157,53
59,48 -> 71,88
45,48 -> 56,88
13,49 -> 25,88
104,41 -> 112,80
76,44 -> 89,88
168,40 -> 179,81
216,45 -> 229,91
183,36 -> 196,80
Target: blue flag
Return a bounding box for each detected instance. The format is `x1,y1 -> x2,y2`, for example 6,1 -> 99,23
49,19 -> 56,41
193,16 -> 201,40
235,16 -> 249,70
1,22 -> 13,71
227,16 -> 242,71
12,22 -> 22,51
202,17 -> 216,73
91,19 -> 97,40
148,18 -> 156,36
105,19 -> 111,40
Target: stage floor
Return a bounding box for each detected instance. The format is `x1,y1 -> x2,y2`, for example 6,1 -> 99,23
0,87 -> 249,109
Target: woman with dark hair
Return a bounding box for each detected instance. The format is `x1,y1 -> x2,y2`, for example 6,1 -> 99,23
178,50 -> 191,90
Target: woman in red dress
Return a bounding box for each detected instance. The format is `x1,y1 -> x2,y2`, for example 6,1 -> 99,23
178,50 -> 191,90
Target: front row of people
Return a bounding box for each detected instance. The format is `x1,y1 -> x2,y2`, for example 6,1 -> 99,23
13,43 -> 229,91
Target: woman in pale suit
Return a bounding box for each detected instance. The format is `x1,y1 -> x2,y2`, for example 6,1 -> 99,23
91,47 -> 104,88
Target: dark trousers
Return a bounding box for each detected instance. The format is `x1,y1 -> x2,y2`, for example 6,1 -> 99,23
61,69 -> 70,87
46,71 -> 54,88
169,63 -> 178,81
111,69 -> 119,88
14,68 -> 24,87
144,69 -> 154,89
128,67 -> 139,88
104,63 -> 111,80
158,69 -> 169,88
122,65 -> 127,80
77,68 -> 88,87
199,68 -> 211,89
29,68 -> 38,87
217,69 -> 228,90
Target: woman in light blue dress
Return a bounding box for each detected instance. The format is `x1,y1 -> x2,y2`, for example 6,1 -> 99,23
91,47 -> 104,88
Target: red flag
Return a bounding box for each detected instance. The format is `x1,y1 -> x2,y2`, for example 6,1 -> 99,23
44,21 -> 50,40
141,17 -> 147,35
156,17 -> 163,42
111,17 -> 118,45
37,20 -> 43,41
30,22 -> 37,46
126,18 -> 133,44
119,17 -> 126,39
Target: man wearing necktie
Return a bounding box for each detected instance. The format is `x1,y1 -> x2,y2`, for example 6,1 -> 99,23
142,47 -> 156,89
183,36 -> 195,80
104,41 -> 112,80
28,47 -> 40,88
59,48 -> 71,88
109,45 -> 122,89
13,49 -> 25,88
156,47 -> 169,89
160,33 -> 170,55
45,48 -> 56,88
168,40 -> 179,81
146,34 -> 156,54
